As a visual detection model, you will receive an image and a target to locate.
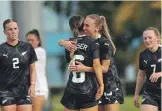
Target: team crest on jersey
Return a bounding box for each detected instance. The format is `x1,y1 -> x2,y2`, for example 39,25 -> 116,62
21,51 -> 28,59
22,51 -> 27,56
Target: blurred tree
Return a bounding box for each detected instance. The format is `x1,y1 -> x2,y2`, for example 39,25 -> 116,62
43,1 -> 161,76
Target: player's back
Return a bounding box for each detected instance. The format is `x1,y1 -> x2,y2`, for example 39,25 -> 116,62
65,36 -> 99,95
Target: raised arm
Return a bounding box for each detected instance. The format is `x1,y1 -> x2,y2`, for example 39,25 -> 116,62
58,39 -> 77,51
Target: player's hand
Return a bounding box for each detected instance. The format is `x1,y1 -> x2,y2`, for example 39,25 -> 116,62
133,95 -> 140,108
149,72 -> 162,83
28,84 -> 35,98
69,61 -> 86,72
64,41 -> 77,52
96,85 -> 104,100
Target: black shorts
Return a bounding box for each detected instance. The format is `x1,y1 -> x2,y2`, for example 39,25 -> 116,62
142,91 -> 161,111
61,91 -> 98,110
0,95 -> 32,106
99,86 -> 124,105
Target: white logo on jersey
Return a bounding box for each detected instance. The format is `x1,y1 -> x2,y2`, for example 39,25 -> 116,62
105,92 -> 112,96
142,98 -> 146,103
96,43 -> 99,46
2,53 -> 8,58
22,51 -> 27,56
2,99 -> 8,104
158,58 -> 162,62
98,100 -> 102,104
115,88 -> 119,91
144,60 -> 148,64
114,100 -> 119,103
104,43 -> 109,46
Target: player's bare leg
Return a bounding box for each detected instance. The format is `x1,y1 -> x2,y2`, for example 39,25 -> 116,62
17,105 -> 32,111
141,105 -> 158,111
32,96 -> 45,111
1,105 -> 16,111
81,105 -> 98,111
104,103 -> 120,111
98,105 -> 104,111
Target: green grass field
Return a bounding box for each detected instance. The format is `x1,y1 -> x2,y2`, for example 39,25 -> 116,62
52,94 -> 142,111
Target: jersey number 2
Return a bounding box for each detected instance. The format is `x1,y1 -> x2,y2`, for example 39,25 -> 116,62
13,58 -> 19,69
71,55 -> 85,83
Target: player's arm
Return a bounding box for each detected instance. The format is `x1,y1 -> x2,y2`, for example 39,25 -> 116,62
134,69 -> 146,108
58,39 -> 77,51
30,63 -> 36,86
70,40 -> 111,73
28,44 -> 38,97
100,40 -> 113,73
93,58 -> 104,86
134,52 -> 145,108
72,60 -> 110,73
92,42 -> 104,100
134,69 -> 146,96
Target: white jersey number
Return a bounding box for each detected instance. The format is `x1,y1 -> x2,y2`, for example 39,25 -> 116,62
71,55 -> 85,83
12,58 -> 19,69
151,64 -> 156,74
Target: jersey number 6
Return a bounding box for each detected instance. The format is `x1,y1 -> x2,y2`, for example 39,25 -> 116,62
71,55 -> 85,83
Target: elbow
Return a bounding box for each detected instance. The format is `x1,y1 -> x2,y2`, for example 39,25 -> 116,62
102,68 -> 108,73
58,40 -> 62,46
93,63 -> 101,68
102,66 -> 108,73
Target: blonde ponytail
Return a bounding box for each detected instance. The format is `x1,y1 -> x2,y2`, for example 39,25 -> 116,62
100,16 -> 116,55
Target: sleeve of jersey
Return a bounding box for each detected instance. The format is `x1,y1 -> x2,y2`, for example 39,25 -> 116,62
29,44 -> 38,64
65,49 -> 71,63
101,41 -> 113,59
63,37 -> 73,63
91,41 -> 100,59
139,52 -> 144,70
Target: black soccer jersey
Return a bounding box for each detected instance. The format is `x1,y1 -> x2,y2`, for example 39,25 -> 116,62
65,36 -> 100,94
96,36 -> 121,88
96,36 -> 124,104
0,41 -> 37,97
139,46 -> 161,96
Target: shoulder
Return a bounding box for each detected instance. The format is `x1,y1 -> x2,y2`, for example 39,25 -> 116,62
139,49 -> 149,58
0,42 -> 7,48
100,36 -> 112,48
140,49 -> 148,55
100,36 -> 111,44
84,36 -> 95,42
0,42 -> 7,53
19,41 -> 32,47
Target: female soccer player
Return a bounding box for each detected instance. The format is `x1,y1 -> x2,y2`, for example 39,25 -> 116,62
0,19 -> 37,111
59,14 -> 124,111
60,15 -> 104,111
26,29 -> 49,111
134,27 -> 161,111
